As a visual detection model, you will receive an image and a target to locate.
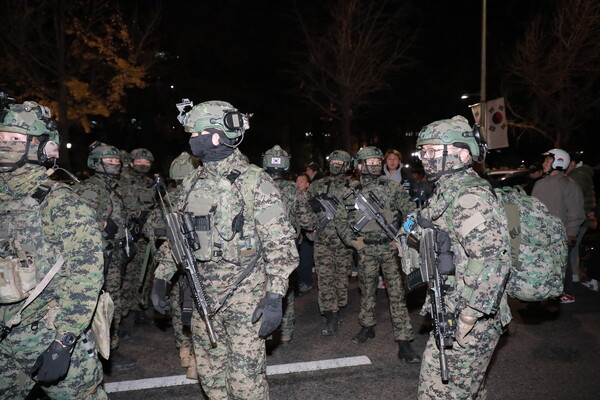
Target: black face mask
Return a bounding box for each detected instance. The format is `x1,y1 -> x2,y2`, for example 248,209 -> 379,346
189,129 -> 233,162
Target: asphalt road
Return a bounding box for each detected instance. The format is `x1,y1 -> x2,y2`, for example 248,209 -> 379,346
93,274 -> 600,400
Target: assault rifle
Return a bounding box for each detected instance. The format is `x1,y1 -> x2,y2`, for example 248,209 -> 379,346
154,177 -> 218,346
310,196 -> 338,228
404,224 -> 455,383
349,191 -> 401,246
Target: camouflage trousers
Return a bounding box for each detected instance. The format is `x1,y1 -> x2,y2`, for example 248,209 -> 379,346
172,276 -> 193,349
280,285 -> 295,341
191,290 -> 268,400
418,315 -> 503,399
121,238 -> 152,314
0,319 -> 107,400
314,236 -> 353,313
356,244 -> 414,341
105,240 -> 127,350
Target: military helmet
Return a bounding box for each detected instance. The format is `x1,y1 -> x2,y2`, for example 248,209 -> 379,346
180,100 -> 249,141
355,146 -> 383,163
169,152 -> 196,181
130,148 -> 154,162
88,143 -> 121,169
543,148 -> 570,170
328,150 -> 352,164
262,145 -> 291,171
0,101 -> 60,144
416,115 -> 480,157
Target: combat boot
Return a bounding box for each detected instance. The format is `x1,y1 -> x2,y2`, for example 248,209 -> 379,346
186,356 -> 199,380
179,347 -> 192,368
110,351 -> 138,371
397,340 -> 421,364
352,326 -> 375,344
321,311 -> 341,336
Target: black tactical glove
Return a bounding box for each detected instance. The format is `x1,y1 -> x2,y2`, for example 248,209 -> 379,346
151,279 -> 171,314
104,217 -> 119,240
31,335 -> 75,383
252,292 -> 283,337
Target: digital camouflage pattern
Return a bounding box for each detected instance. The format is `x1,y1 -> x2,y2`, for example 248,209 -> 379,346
120,163 -> 156,314
303,174 -> 355,314
336,174 -> 416,341
159,149 -> 298,399
416,168 -> 512,399
416,115 -> 480,157
0,164 -> 107,399
496,186 -> 567,301
76,174 -> 129,350
272,178 -> 299,342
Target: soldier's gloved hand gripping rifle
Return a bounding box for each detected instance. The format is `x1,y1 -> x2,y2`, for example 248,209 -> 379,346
402,212 -> 456,383
154,176 -> 218,347
348,191 -> 402,247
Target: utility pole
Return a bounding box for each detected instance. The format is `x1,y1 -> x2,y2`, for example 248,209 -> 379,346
480,0 -> 487,137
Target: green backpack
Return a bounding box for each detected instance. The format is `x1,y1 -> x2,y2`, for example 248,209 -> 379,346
495,186 -> 567,301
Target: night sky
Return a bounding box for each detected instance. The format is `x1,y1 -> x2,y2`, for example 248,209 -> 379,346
78,0 -> 585,175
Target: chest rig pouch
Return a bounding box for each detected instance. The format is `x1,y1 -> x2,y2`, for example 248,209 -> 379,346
184,170 -> 254,264
0,185 -> 58,303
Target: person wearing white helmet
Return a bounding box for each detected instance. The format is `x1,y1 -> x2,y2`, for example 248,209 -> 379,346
532,148 -> 586,303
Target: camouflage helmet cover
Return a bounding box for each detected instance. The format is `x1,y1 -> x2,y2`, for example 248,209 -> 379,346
416,115 -> 480,157
328,149 -> 352,164
130,148 -> 155,162
355,146 -> 384,162
181,100 -> 248,140
262,144 -> 291,171
169,152 -> 196,180
88,143 -> 121,169
0,101 -> 60,144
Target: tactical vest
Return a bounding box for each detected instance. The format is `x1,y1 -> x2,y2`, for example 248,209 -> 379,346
0,183 -> 61,303
77,176 -> 127,240
348,178 -> 398,238
181,165 -> 261,267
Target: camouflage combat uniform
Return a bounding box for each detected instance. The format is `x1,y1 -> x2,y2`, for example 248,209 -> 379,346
336,174 -> 416,341
120,166 -> 156,314
272,178 -> 299,342
416,168 -> 512,399
156,149 -> 298,399
305,174 -> 355,315
0,164 -> 107,399
413,116 -> 512,399
76,172 -> 128,350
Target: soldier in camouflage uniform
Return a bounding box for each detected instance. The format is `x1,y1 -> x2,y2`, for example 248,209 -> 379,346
414,116 -> 512,399
121,148 -> 157,322
76,142 -> 137,371
0,100 -> 108,399
335,146 -> 420,363
261,145 -> 302,345
148,152 -> 199,379
301,150 -> 355,336
153,100 -> 298,399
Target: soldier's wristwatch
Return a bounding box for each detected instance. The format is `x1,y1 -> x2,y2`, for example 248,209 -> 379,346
56,332 -> 77,347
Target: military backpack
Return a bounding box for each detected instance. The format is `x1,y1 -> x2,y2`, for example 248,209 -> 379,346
494,185 -> 567,301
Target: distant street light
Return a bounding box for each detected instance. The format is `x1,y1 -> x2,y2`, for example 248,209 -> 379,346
66,143 -> 72,149
460,93 -> 479,100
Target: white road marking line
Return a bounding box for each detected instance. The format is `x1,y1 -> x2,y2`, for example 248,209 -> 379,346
104,355 -> 372,393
